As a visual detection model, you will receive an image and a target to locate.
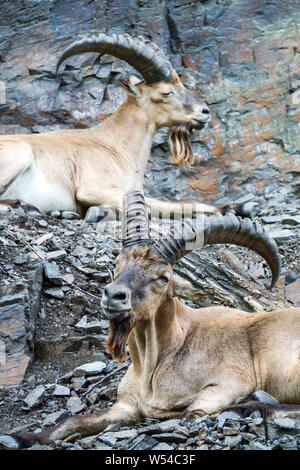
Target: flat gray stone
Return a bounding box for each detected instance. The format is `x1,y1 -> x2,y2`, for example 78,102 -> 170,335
130,434 -> 159,450
44,287 -> 65,299
236,194 -> 258,204
136,424 -> 162,435
74,361 -> 106,377
50,210 -> 61,218
35,233 -> 54,246
94,443 -> 113,450
71,376 -> 87,392
196,444 -> 210,450
96,63 -> 111,79
74,315 -> 88,331
217,410 -> 241,426
38,219 -> 48,228
152,442 -> 174,451
46,250 -> 67,261
63,273 -> 74,285
151,433 -> 188,444
24,385 -> 46,408
158,418 -> 182,433
97,433 -> 118,446
14,255 -> 27,265
268,229 -> 294,243
80,436 -> 97,449
0,435 -> 19,450
28,444 -> 54,450
279,437 -> 298,450
282,215 -> 300,225
262,215 -> 283,224
224,434 -> 243,448
66,396 -> 86,414
43,262 -> 63,286
43,410 -> 70,426
274,418 -> 299,430
53,384 -> 71,396
252,418 -> 263,425
0,264 -> 43,387
58,371 -> 74,383
249,441 -> 275,451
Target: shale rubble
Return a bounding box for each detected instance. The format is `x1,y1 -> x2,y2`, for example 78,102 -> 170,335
0,180 -> 299,450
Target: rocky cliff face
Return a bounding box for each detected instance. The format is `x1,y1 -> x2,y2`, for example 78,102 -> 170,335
0,0 -> 299,205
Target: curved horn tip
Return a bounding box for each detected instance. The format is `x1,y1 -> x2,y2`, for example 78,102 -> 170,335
55,33 -> 171,83
269,255 -> 281,290
158,213 -> 282,289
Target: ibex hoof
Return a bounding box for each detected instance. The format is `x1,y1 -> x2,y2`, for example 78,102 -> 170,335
85,205 -> 120,223
181,408 -> 207,420
21,203 -> 41,216
0,199 -> 41,216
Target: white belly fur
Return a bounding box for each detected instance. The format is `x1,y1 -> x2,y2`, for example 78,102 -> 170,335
1,165 -> 76,212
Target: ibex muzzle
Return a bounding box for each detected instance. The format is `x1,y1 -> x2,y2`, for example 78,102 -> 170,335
102,283 -> 132,321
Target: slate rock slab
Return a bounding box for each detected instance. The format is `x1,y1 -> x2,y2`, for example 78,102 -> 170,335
23,385 -> 46,408
0,435 -> 20,450
0,264 -> 43,387
43,410 -> 70,427
74,361 -> 106,377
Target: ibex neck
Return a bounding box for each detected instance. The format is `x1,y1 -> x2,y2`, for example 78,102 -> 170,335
128,298 -> 184,392
95,97 -> 157,178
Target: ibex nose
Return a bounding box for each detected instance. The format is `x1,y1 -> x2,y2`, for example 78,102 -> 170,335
202,106 -> 210,115
102,284 -> 132,319
193,104 -> 210,127
105,286 -> 130,303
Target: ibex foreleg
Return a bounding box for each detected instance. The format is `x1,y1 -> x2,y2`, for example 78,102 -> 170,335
4,400 -> 141,449
84,192 -> 219,223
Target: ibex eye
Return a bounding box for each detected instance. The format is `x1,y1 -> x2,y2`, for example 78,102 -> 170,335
162,91 -> 174,96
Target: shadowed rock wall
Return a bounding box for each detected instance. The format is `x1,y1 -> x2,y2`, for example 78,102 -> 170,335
0,0 -> 299,205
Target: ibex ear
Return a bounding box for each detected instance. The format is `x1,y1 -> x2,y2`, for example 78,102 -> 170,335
172,274 -> 207,301
169,67 -> 181,84
119,76 -> 142,98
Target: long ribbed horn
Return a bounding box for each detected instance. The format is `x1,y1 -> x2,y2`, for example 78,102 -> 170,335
57,33 -> 172,84
154,213 -> 281,288
122,191 -> 150,247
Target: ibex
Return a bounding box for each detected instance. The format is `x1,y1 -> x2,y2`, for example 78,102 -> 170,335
3,191 -> 299,449
0,32 -> 231,221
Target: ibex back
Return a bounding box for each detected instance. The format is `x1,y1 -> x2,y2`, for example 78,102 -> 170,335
2,191 -> 299,449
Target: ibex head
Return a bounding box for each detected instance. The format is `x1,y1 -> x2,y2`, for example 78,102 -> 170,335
57,33 -> 210,167
101,191 -> 281,363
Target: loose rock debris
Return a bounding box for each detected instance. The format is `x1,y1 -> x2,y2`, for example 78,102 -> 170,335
0,189 -> 299,450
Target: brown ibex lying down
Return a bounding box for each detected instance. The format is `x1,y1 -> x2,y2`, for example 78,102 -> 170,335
0,33 -> 238,221
3,191 -> 299,449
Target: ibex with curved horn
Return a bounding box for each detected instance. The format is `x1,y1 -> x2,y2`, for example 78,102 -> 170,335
0,33 -> 240,220
3,191 -> 299,449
